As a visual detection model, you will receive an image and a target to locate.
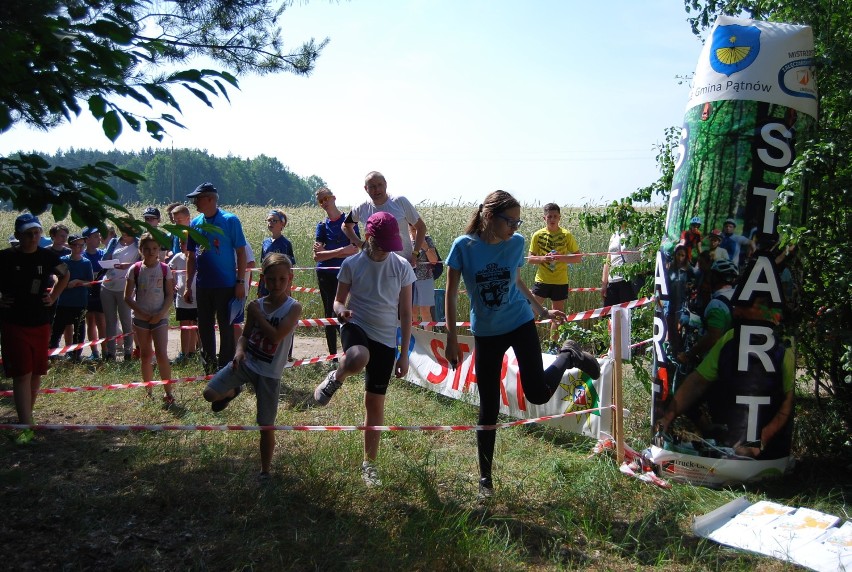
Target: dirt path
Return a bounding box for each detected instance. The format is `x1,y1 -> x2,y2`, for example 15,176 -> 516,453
164,328 -> 331,361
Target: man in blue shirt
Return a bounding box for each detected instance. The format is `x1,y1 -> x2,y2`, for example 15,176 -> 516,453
184,183 -> 248,372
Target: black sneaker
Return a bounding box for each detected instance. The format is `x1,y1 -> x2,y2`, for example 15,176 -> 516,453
560,340 -> 601,379
211,386 -> 241,412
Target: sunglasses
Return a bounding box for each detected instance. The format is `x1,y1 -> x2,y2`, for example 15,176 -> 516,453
494,213 -> 523,230
317,195 -> 333,205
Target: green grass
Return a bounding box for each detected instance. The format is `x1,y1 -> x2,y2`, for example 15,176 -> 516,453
0,204 -> 848,570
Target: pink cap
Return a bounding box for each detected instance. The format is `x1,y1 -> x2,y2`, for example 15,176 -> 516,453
365,212 -> 403,252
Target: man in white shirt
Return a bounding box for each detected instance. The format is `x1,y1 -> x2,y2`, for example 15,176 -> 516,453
343,171 -> 428,267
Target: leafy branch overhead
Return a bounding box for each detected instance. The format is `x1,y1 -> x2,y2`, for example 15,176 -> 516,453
0,0 -> 328,231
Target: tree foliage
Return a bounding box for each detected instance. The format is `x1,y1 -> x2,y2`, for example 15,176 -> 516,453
0,0 -> 327,233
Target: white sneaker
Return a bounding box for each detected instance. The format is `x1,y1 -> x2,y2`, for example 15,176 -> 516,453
314,370 -> 342,406
361,461 -> 382,487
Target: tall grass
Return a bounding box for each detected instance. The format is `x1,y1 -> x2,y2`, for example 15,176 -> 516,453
0,204 -> 846,571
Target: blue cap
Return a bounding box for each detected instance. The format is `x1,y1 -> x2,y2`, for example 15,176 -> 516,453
81,227 -> 100,238
15,213 -> 42,233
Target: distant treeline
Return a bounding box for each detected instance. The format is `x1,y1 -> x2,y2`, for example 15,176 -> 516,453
30,148 -> 325,206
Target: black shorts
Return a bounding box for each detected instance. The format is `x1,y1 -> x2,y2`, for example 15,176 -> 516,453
532,282 -> 569,302
340,323 -> 396,396
175,307 -> 198,322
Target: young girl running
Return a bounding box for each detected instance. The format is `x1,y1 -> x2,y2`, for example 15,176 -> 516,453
124,233 -> 175,406
312,211 -> 416,487
444,190 -> 601,498
203,253 -> 302,480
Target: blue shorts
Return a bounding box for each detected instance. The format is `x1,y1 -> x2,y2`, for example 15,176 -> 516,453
340,323 -> 396,396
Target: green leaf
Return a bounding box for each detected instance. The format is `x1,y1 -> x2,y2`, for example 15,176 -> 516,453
102,110 -> 122,142
88,95 -> 107,119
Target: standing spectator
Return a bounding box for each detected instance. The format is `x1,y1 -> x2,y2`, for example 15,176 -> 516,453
258,209 -> 294,296
409,223 -> 439,329
101,224 -> 116,248
142,206 -> 168,261
312,212 -> 417,487
343,171 -> 427,266
81,227 -> 107,360
527,203 -> 583,353
168,205 -> 193,262
602,222 -> 641,307
125,233 -> 175,406
184,183 -> 248,373
232,242 -> 257,342
443,191 -> 600,499
169,237 -> 198,365
0,213 -> 69,439
47,223 -> 71,257
101,223 -> 140,361
312,188 -> 360,359
203,253 -> 302,480
49,234 -> 93,362
720,218 -> 753,267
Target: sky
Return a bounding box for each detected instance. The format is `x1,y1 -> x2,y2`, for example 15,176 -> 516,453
0,1 -> 705,208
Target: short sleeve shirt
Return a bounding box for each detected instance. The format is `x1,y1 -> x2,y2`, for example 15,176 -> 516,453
446,233 -> 533,336
350,195 -> 421,260
529,227 -> 580,285
0,247 -> 67,326
337,250 -> 416,348
186,209 -> 247,288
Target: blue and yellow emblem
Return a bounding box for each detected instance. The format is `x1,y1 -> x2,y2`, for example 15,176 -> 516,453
709,24 -> 761,76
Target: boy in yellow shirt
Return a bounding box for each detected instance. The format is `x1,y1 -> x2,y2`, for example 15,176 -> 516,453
528,203 -> 583,353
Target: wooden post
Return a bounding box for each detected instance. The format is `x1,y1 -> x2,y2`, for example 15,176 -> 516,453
612,309 -> 625,465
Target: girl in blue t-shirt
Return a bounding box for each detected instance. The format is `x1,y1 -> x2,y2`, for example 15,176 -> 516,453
444,190 -> 601,499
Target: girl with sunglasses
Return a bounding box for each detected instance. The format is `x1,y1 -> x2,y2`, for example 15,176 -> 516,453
444,190 -> 601,499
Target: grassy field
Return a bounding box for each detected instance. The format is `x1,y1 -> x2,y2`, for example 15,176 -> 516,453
0,203 -> 848,571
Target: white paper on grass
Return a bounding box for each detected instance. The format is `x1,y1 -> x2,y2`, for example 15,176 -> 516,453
693,497 -> 851,572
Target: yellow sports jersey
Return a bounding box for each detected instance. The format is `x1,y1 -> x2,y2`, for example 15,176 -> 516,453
530,227 -> 580,285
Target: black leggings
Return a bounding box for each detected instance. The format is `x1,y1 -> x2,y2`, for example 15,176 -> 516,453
474,320 -> 572,480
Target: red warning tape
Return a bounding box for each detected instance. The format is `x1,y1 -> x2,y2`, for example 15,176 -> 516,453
0,353 -> 343,398
0,406 -> 612,433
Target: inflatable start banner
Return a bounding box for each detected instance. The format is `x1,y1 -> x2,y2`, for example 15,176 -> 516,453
650,16 -> 817,486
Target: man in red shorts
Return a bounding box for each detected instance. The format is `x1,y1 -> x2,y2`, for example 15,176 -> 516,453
0,213 -> 69,441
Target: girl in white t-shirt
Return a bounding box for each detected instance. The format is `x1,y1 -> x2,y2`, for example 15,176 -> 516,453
313,212 -> 416,487
125,233 -> 175,406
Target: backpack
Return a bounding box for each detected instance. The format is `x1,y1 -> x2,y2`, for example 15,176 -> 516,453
431,246 -> 444,280
131,261 -> 170,300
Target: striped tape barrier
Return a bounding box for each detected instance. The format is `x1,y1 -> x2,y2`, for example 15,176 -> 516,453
0,406 -> 612,433
0,352 -> 343,398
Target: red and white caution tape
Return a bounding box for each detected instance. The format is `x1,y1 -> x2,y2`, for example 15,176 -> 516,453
0,352 -> 344,398
0,406 -> 611,433
47,332 -> 134,357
